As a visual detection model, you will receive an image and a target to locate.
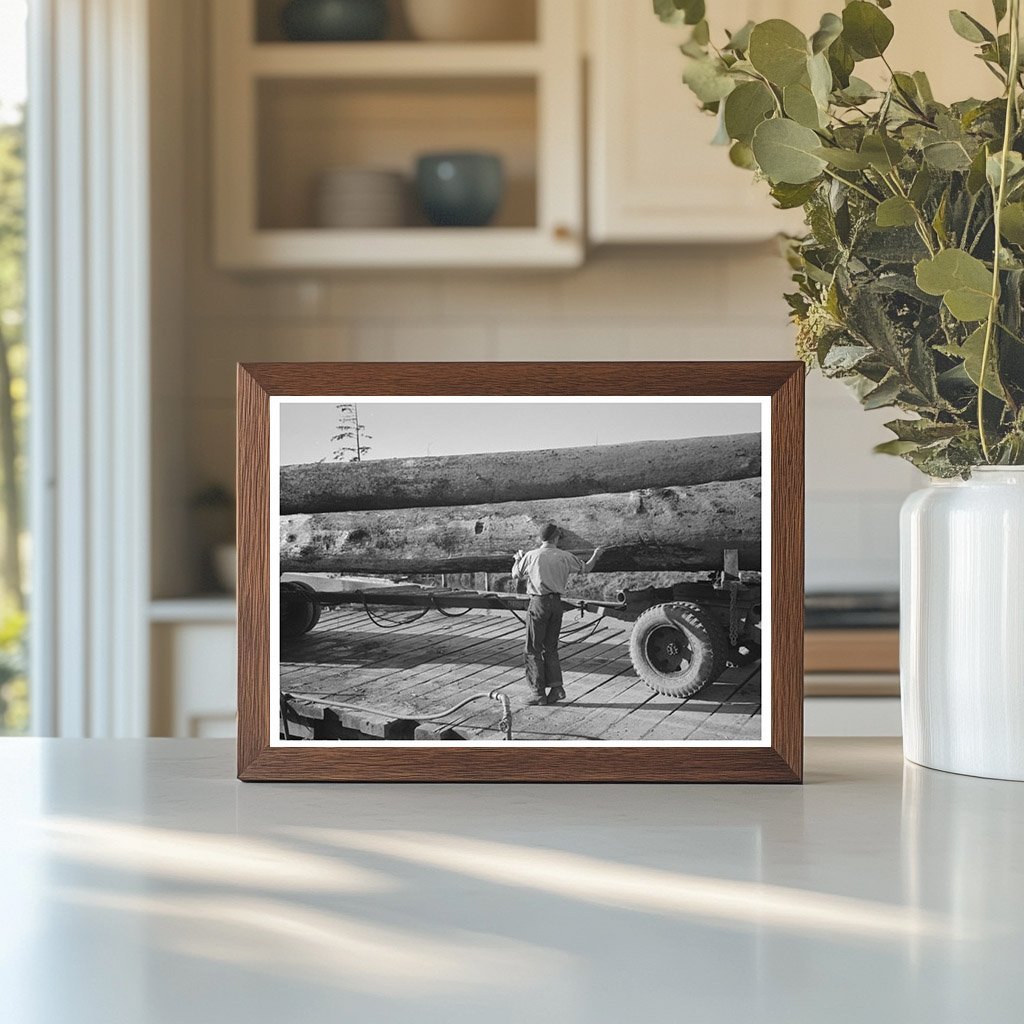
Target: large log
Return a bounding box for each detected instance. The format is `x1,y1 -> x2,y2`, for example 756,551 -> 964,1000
280,478 -> 761,574
280,433 -> 760,513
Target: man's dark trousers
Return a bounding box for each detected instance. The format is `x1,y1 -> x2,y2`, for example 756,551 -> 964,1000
525,593 -> 564,694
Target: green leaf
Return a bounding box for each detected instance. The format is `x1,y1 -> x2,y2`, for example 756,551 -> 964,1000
876,197 -> 918,228
986,150 -> 1024,191
653,0 -> 705,26
909,164 -> 933,205
751,118 -> 828,184
940,325 -> 1006,397
837,76 -> 879,104
842,1 -> 895,59
814,146 -> 872,170
875,439 -> 922,455
860,133 -> 904,173
923,140 -> 973,171
723,81 -> 775,144
810,12 -> 843,54
862,374 -> 903,409
784,80 -> 824,129
724,20 -> 755,53
993,0 -> 1008,24
915,249 -> 994,321
967,144 -> 991,193
808,51 -> 833,109
948,10 -> 994,44
770,180 -> 820,209
729,140 -> 757,169
682,57 -> 736,104
932,190 -> 950,246
885,418 -> 964,443
913,71 -> 935,104
748,20 -> 809,86
1000,203 -> 1024,244
827,36 -> 856,88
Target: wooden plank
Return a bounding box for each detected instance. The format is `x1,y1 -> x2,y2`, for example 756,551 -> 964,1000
682,668 -> 763,742
282,609 -> 517,696
382,624 -> 619,734
625,663 -> 760,742
448,628 -> 637,736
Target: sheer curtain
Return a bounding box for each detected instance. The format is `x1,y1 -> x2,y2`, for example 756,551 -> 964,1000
28,0 -> 150,736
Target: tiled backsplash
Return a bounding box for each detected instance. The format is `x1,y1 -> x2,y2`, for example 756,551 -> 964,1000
179,248 -> 918,593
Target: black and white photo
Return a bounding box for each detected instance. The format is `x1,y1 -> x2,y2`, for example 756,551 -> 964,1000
271,396 -> 770,746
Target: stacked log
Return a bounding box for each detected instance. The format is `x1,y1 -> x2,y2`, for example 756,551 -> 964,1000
280,433 -> 760,514
279,477 -> 761,575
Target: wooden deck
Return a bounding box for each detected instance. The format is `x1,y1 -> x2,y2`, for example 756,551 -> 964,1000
281,606 -> 762,742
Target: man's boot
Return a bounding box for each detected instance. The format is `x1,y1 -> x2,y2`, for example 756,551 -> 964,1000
523,686 -> 547,706
547,685 -> 567,703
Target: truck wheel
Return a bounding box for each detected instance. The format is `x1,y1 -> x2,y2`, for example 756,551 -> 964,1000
281,581 -> 321,639
629,602 -> 729,698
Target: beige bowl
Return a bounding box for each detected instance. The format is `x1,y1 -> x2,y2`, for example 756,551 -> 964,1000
315,168 -> 408,228
403,0 -> 535,42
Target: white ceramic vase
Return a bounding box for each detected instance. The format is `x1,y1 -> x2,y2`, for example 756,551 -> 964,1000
900,467 -> 1024,781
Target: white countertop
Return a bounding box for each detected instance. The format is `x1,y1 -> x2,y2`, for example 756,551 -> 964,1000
1,738 -> 1021,1023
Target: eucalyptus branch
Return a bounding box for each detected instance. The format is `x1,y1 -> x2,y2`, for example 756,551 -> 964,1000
978,0 -> 1021,462
822,168 -> 881,205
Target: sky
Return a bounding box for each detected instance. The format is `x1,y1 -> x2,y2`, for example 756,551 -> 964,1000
279,399 -> 762,465
0,0 -> 27,124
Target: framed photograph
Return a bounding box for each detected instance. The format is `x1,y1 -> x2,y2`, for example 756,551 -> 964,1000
237,362 -> 804,782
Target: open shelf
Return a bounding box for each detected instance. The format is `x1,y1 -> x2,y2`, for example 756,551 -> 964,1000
213,0 -> 582,268
257,76 -> 538,232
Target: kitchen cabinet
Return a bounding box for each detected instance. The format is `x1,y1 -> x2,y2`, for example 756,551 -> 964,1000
211,0 -> 583,269
587,0 -> 999,244
150,601 -> 237,737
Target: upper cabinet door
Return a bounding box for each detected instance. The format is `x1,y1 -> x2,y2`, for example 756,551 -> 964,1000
588,0 -> 998,245
587,0 -> 809,244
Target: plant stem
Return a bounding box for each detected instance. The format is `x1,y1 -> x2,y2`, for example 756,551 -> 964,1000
822,167 -> 880,204
979,0 -> 1021,462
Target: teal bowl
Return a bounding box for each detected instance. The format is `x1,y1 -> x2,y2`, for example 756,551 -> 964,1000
281,0 -> 388,42
415,153 -> 505,228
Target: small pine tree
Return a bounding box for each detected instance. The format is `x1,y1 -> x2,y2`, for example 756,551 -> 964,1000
326,403 -> 372,462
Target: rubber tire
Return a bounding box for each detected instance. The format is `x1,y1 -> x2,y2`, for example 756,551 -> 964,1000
629,602 -> 730,698
280,581 -> 321,639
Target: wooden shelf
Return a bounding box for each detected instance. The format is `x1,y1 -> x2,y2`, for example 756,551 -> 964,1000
249,42 -> 544,79
218,227 -> 580,270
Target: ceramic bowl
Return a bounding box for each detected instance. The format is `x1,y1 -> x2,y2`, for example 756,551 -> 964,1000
415,152 -> 504,227
403,0 -> 534,42
316,168 -> 407,228
281,0 -> 389,42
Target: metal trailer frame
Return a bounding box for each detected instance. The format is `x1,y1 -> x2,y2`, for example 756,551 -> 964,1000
281,549 -> 762,700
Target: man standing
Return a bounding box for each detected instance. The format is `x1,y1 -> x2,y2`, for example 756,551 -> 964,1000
511,524 -> 606,706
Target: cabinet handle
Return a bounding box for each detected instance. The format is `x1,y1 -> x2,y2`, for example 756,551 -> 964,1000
553,224 -> 575,241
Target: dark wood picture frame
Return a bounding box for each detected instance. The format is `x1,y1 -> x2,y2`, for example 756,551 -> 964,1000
237,362 -> 804,782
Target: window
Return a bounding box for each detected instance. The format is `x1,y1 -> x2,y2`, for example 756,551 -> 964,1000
0,0 -> 28,734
